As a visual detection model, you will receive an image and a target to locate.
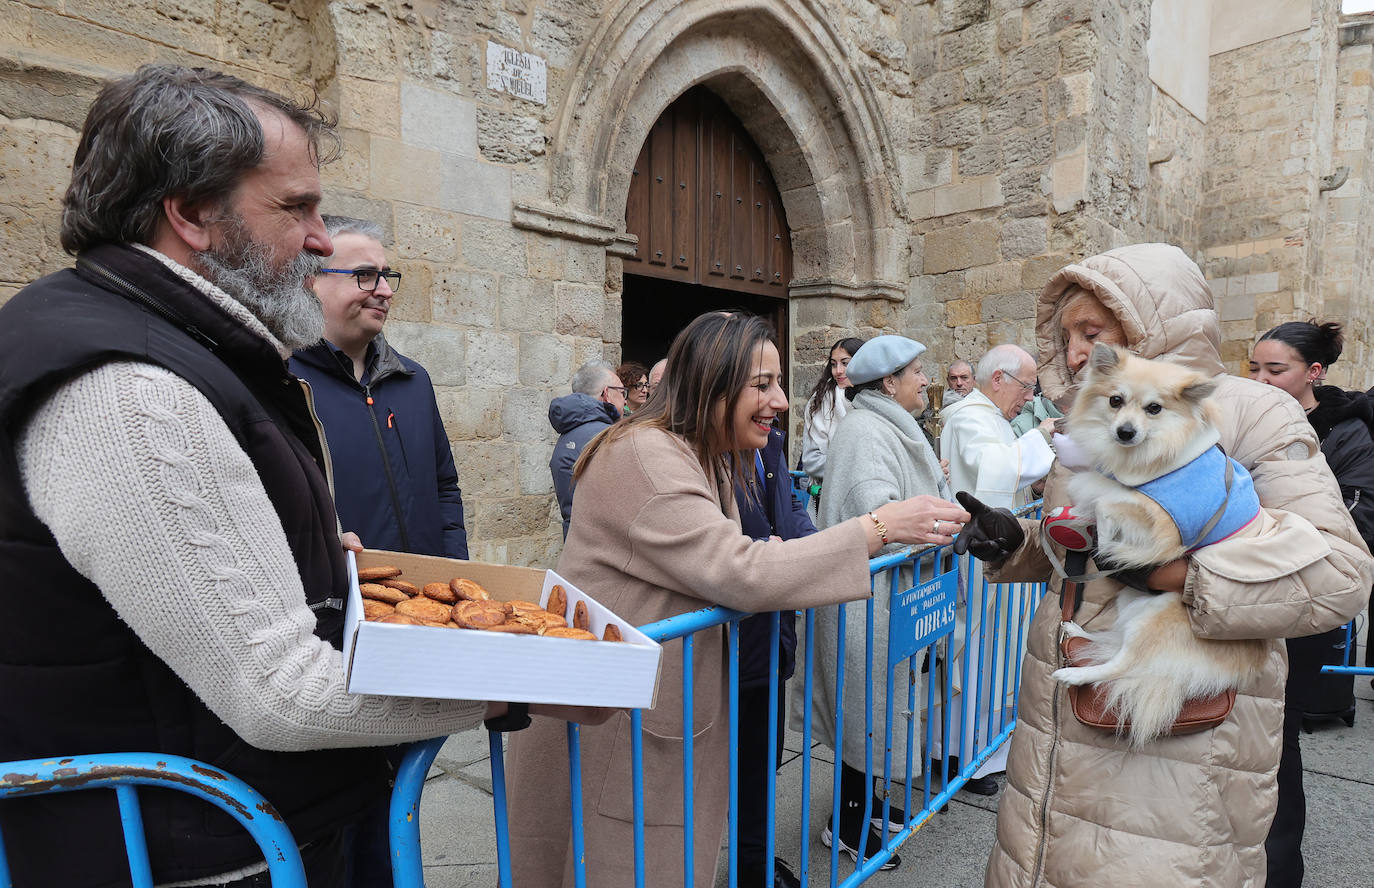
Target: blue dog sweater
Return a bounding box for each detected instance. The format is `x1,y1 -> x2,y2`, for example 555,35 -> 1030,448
1134,446 -> 1260,551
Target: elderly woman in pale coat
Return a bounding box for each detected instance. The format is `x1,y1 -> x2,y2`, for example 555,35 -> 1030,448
955,243 -> 1373,888
804,334 -> 952,869
504,312 -> 969,888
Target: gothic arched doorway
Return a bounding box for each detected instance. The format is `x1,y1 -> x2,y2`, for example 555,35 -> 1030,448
620,87 -> 792,379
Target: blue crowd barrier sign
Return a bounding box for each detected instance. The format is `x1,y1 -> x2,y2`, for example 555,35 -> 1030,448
887,564 -> 958,670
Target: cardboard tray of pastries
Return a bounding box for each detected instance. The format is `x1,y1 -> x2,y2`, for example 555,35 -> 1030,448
342,549 -> 662,709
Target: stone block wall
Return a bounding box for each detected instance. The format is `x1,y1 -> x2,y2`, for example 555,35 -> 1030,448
1200,1 -> 1337,374
890,0 -> 1151,384
1144,84 -> 1206,252
1322,25 -> 1374,389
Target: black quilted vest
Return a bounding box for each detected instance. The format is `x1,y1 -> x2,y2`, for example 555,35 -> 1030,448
0,244 -> 389,888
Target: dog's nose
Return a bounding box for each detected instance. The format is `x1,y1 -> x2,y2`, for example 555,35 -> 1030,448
1116,425 -> 1136,442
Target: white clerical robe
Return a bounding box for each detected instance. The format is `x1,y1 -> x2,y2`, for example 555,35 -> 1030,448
939,387 -> 1054,510
932,388 -> 1055,777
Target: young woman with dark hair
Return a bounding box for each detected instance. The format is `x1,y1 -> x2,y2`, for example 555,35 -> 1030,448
799,337 -> 865,508
506,312 -> 968,888
1252,319 -> 1374,888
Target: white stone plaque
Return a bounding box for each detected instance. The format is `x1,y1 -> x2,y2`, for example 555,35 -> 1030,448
486,42 -> 547,105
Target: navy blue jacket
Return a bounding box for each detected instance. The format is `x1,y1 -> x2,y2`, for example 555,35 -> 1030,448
736,428 -> 817,687
290,337 -> 468,558
548,393 -> 619,538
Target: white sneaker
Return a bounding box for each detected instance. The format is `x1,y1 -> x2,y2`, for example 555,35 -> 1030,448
820,825 -> 901,870
870,814 -> 905,834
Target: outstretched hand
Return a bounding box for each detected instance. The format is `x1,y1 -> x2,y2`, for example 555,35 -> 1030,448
952,491 -> 1025,563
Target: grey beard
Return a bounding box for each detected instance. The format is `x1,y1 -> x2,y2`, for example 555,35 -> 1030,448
194,230 -> 324,352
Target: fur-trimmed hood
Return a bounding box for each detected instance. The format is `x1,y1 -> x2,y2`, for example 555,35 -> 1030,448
1035,243 -> 1226,404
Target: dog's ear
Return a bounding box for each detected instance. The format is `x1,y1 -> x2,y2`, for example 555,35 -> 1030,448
1180,377 -> 1217,404
1088,343 -> 1120,376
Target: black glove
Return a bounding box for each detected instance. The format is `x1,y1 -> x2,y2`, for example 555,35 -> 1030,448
952,491 -> 1025,563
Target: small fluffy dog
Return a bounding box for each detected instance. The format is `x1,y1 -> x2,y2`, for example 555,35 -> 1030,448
1050,343 -> 1267,746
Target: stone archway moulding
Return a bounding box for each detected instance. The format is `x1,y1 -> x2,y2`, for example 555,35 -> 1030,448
511,0 -> 908,301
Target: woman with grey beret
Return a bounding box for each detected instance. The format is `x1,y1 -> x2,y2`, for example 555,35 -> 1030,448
798,334 -> 952,869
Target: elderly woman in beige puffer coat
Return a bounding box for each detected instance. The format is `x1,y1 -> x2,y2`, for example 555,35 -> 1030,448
970,244 -> 1372,888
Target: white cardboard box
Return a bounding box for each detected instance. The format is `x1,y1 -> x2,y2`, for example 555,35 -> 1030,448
342,549 -> 662,709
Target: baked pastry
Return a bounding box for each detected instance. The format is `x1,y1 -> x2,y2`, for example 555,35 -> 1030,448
544,627 -> 598,641
449,578 -> 491,601
546,585 -> 568,618
378,578 -> 418,597
422,582 -> 458,604
395,597 -> 455,623
510,609 -> 567,634
377,613 -> 424,625
507,600 -> 544,617
452,599 -> 508,629
362,599 -> 396,621
603,624 -> 623,642
358,565 -> 403,581
484,622 -> 538,635
572,600 -> 590,631
360,583 -> 408,605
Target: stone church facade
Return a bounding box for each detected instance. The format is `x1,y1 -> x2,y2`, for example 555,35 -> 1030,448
2,0 -> 1371,564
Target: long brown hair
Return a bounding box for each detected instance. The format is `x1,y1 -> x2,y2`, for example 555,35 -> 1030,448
575,311 -> 775,494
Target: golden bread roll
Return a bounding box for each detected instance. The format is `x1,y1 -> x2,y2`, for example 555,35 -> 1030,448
362,599 -> 396,621
452,599 -> 508,629
484,621 -> 537,634
573,600 -> 590,631
449,578 -> 491,601
395,597 -> 455,623
507,600 -> 544,617
602,624 -> 623,642
546,585 -> 568,618
360,583 -> 408,605
422,582 -> 458,603
377,613 -> 423,625
419,619 -> 451,629
378,578 -> 418,597
358,565 -> 403,581
544,627 -> 598,640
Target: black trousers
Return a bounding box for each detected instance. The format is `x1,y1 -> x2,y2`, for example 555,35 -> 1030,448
737,682 -> 788,868
1264,705 -> 1305,888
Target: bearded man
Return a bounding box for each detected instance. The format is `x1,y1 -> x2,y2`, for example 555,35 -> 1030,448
0,65 -> 501,887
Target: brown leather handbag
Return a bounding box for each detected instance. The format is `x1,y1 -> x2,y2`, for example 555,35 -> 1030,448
1058,573 -> 1234,736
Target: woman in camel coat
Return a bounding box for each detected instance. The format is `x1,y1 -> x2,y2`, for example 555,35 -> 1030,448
965,244 -> 1372,887
505,312 -> 970,888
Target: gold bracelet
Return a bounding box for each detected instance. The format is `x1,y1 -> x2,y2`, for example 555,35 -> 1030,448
867,510 -> 889,545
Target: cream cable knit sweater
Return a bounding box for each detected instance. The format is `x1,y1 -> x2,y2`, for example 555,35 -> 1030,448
16,251 -> 484,751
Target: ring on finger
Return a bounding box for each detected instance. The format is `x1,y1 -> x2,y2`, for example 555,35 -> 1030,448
933,519 -> 940,533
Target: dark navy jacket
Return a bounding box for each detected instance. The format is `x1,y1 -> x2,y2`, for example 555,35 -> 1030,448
548,392 -> 619,538
736,428 -> 817,688
290,337 -> 468,558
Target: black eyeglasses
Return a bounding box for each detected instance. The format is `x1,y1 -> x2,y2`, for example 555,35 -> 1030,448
604,385 -> 627,397
632,382 -> 650,391
318,267 -> 402,293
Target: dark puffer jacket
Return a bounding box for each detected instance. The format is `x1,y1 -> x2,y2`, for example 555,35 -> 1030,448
290,338 -> 467,558
1308,385 -> 1374,548
736,428 -> 817,687
548,393 -> 618,538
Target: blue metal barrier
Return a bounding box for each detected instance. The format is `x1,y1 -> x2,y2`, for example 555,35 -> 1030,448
431,501 -> 1048,888
0,753 -> 307,888
1319,619 -> 1367,676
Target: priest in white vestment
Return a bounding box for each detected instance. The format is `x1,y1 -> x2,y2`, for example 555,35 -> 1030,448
933,344 -> 1056,789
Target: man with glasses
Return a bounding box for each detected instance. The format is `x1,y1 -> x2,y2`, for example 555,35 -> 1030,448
290,215 -> 469,560
932,343 -> 1055,796
548,361 -> 623,538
